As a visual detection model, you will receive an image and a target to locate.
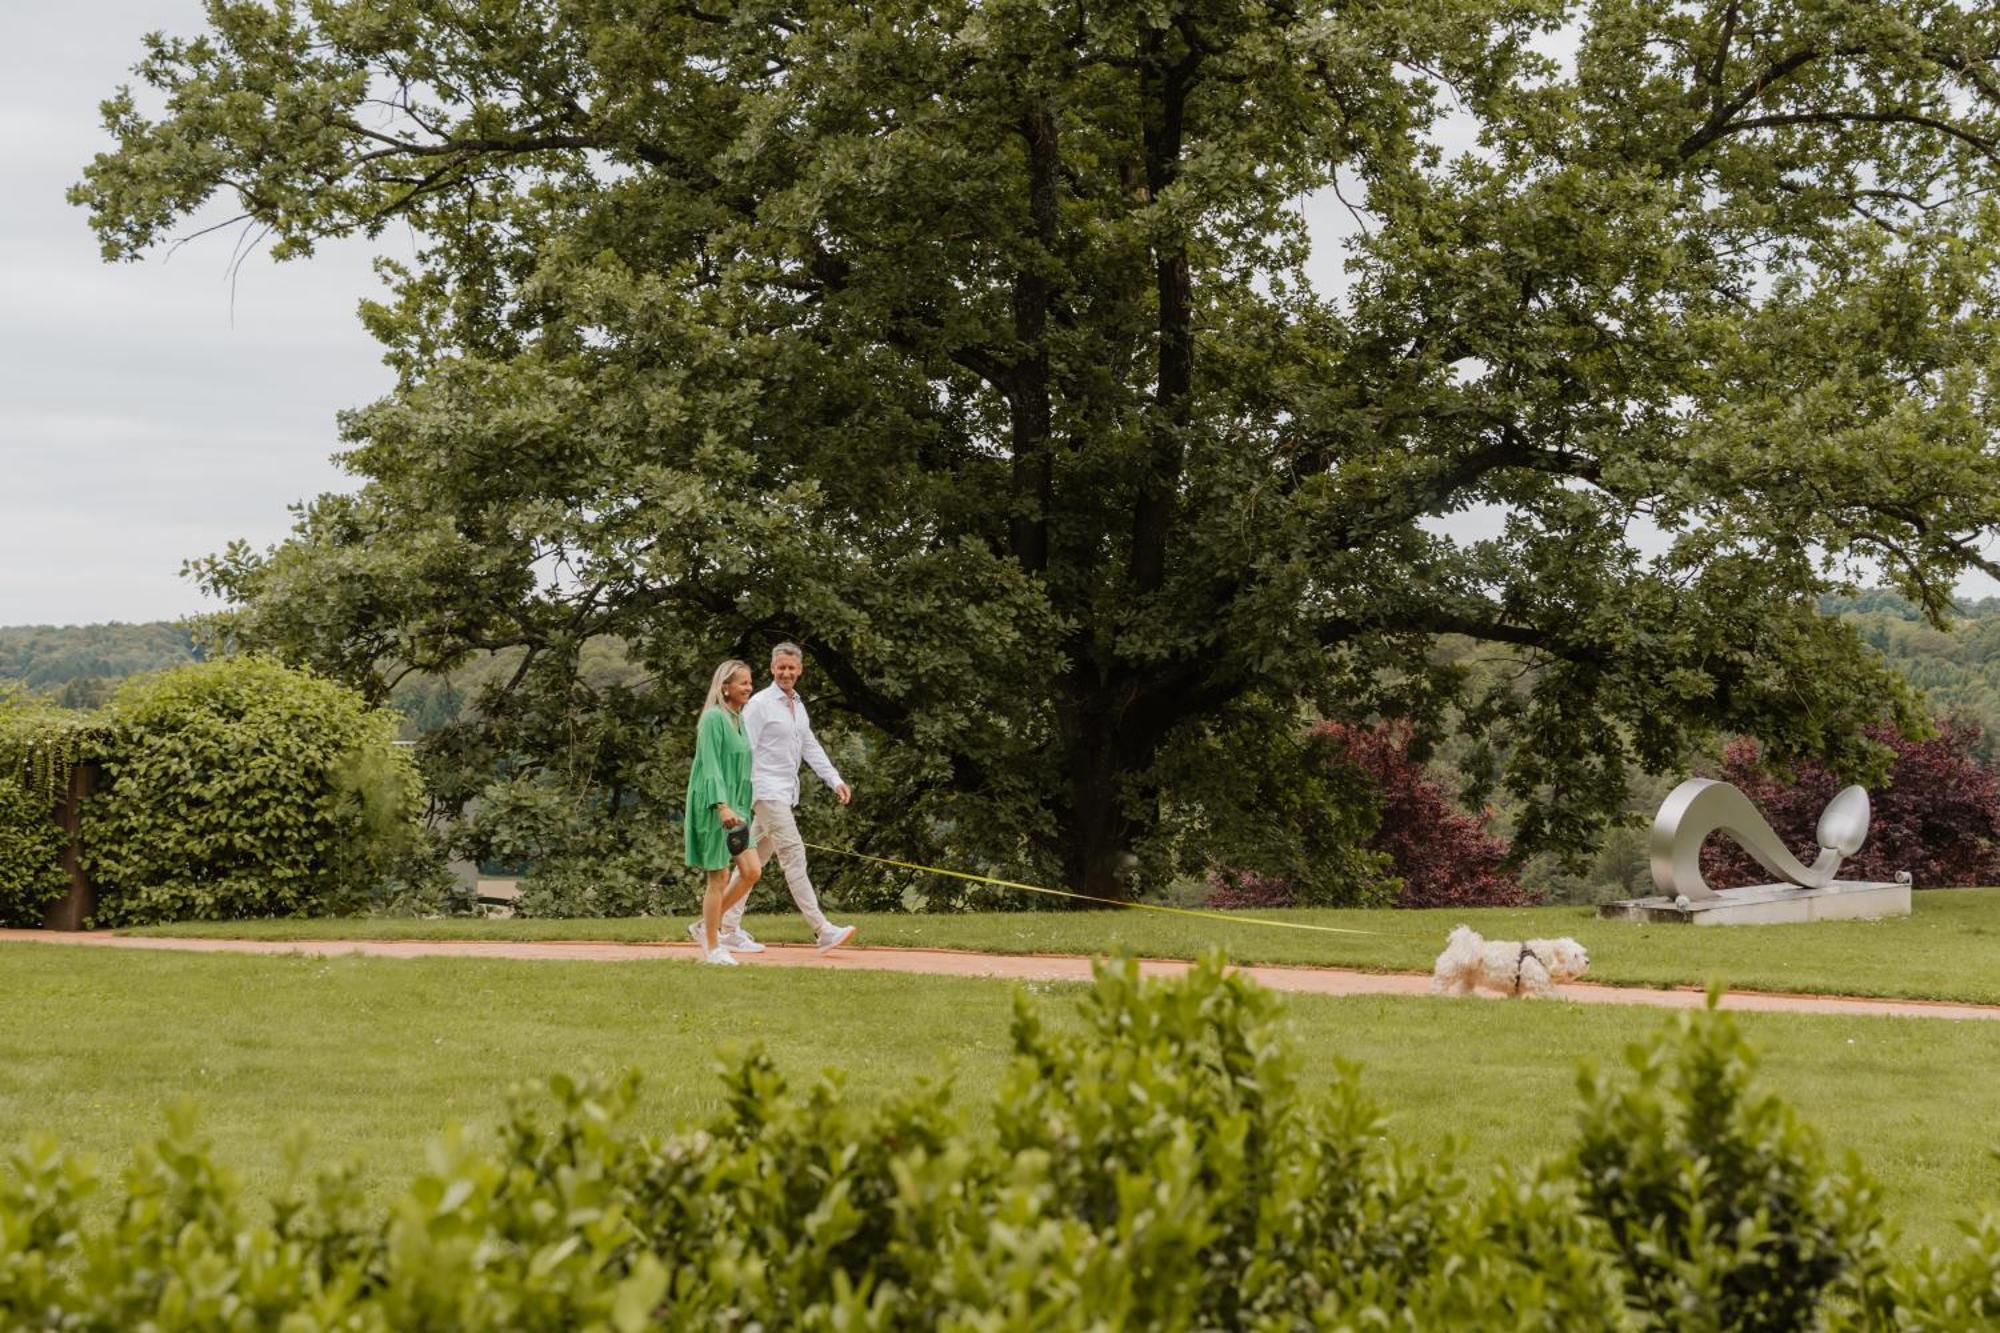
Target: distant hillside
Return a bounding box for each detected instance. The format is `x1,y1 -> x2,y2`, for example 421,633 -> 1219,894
1820,590 -> 2000,758
0,622 -> 201,708
0,623 -> 643,738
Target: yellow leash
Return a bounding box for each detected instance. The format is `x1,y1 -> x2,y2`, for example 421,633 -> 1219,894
803,843 -> 1379,936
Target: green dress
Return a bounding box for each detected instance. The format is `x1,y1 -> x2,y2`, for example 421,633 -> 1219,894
685,704 -> 752,870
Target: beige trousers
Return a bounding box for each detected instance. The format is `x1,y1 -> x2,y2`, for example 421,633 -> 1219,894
721,799 -> 831,937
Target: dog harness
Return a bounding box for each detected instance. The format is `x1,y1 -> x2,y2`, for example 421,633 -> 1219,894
1511,944 -> 1543,996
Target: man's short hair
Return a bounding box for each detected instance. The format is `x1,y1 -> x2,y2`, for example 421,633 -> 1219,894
771,641 -> 804,663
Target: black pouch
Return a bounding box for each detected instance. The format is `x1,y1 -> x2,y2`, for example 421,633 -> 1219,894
726,823 -> 751,856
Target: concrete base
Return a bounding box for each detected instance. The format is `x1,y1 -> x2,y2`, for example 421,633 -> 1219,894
1599,880 -> 1911,926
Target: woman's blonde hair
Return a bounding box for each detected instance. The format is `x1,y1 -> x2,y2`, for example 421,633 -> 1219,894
702,658 -> 752,714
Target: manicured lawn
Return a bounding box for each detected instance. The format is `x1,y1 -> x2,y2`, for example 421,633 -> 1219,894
123,885 -> 2000,1004
2,943 -> 1996,1249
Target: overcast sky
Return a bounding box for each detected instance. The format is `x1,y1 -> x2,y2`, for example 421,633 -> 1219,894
1,2 -> 404,629
3,8 -> 1992,631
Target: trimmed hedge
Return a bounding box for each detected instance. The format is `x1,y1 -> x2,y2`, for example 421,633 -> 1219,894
2,959 -> 1995,1328
81,657 -> 425,925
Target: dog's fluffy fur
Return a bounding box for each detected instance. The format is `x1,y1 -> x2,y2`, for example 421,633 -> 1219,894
1429,924 -> 1589,998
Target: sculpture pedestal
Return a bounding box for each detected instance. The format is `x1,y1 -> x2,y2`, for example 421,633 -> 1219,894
1599,880 -> 1911,926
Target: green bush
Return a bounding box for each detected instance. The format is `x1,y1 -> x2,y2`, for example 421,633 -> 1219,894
1571,989 -> 1889,1330
370,825 -> 471,917
462,772 -> 696,919
3,960 -> 1995,1328
1879,1214 -> 2000,1325
81,657 -> 429,925
0,692 -> 90,927
513,857 -> 690,918
0,779 -> 66,927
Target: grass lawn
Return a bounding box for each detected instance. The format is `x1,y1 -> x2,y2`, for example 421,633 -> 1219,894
124,885 -> 2000,1004
3,943 -> 1997,1250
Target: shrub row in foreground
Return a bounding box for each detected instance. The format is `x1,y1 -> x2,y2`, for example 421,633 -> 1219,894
4,960 -> 1997,1330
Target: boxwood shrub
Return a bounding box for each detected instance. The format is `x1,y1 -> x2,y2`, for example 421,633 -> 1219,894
1,959 -> 1995,1328
81,656 -> 424,924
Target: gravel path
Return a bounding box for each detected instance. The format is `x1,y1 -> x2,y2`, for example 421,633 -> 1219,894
9,928 -> 2000,1021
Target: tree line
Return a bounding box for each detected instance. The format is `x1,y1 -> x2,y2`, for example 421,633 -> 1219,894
0,623 -> 200,706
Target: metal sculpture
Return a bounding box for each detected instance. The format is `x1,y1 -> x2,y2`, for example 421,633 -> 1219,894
1650,779 -> 1870,901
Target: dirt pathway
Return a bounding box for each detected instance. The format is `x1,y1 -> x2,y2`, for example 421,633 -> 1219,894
8,929 -> 1999,1021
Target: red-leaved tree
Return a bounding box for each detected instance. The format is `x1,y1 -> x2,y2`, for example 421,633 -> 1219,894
1325,721 -> 1537,909
1211,722 -> 1535,909
1701,721 -> 2000,890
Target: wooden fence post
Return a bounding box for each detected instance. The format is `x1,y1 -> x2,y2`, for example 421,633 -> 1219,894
41,762 -> 100,931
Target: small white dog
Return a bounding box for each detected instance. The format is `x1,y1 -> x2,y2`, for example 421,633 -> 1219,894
1430,924 -> 1589,999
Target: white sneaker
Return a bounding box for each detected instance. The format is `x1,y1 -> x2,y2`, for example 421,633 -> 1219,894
816,924 -> 857,953
703,947 -> 739,966
720,928 -> 766,954
686,920 -> 709,948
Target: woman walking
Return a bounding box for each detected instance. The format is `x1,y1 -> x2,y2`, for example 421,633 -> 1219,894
685,658 -> 763,965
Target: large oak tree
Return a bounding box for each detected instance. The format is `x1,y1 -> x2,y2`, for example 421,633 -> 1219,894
77,0 -> 2000,897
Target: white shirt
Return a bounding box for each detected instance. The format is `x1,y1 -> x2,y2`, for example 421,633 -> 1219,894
742,682 -> 844,807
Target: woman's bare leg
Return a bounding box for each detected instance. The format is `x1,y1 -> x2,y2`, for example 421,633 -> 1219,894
702,867 -> 733,951
721,850 -> 761,922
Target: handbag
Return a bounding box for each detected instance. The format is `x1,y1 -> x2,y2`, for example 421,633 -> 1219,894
726,822 -> 751,856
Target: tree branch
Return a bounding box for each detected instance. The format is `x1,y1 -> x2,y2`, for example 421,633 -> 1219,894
1678,45 -> 1857,158
800,634 -> 913,733
1701,108 -> 2000,161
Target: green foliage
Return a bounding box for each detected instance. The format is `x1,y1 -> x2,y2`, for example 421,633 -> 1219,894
370,825 -> 469,918
996,957 -> 1450,1325
461,767 -> 695,918
0,621 -> 198,695
1155,706 -> 1395,907
1824,592 -> 2000,764
1572,990 -> 1890,1330
0,689 -> 95,926
1879,1215 -> 2000,1326
81,657 -> 430,925
512,858 -> 689,919
385,640 -> 646,738
77,0 -> 2000,898
1516,770 -> 1683,905
0,688 -> 99,808
5,960 -> 1998,1327
0,780 -> 66,929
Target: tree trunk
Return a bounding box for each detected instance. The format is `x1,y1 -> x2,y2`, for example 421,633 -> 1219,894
1062,717 -> 1135,902
1131,48 -> 1193,595
1008,102 -> 1060,575
42,763 -> 100,931
1055,667 -> 1175,900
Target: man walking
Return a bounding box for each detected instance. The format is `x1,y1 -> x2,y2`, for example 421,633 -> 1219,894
706,642 -> 857,953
